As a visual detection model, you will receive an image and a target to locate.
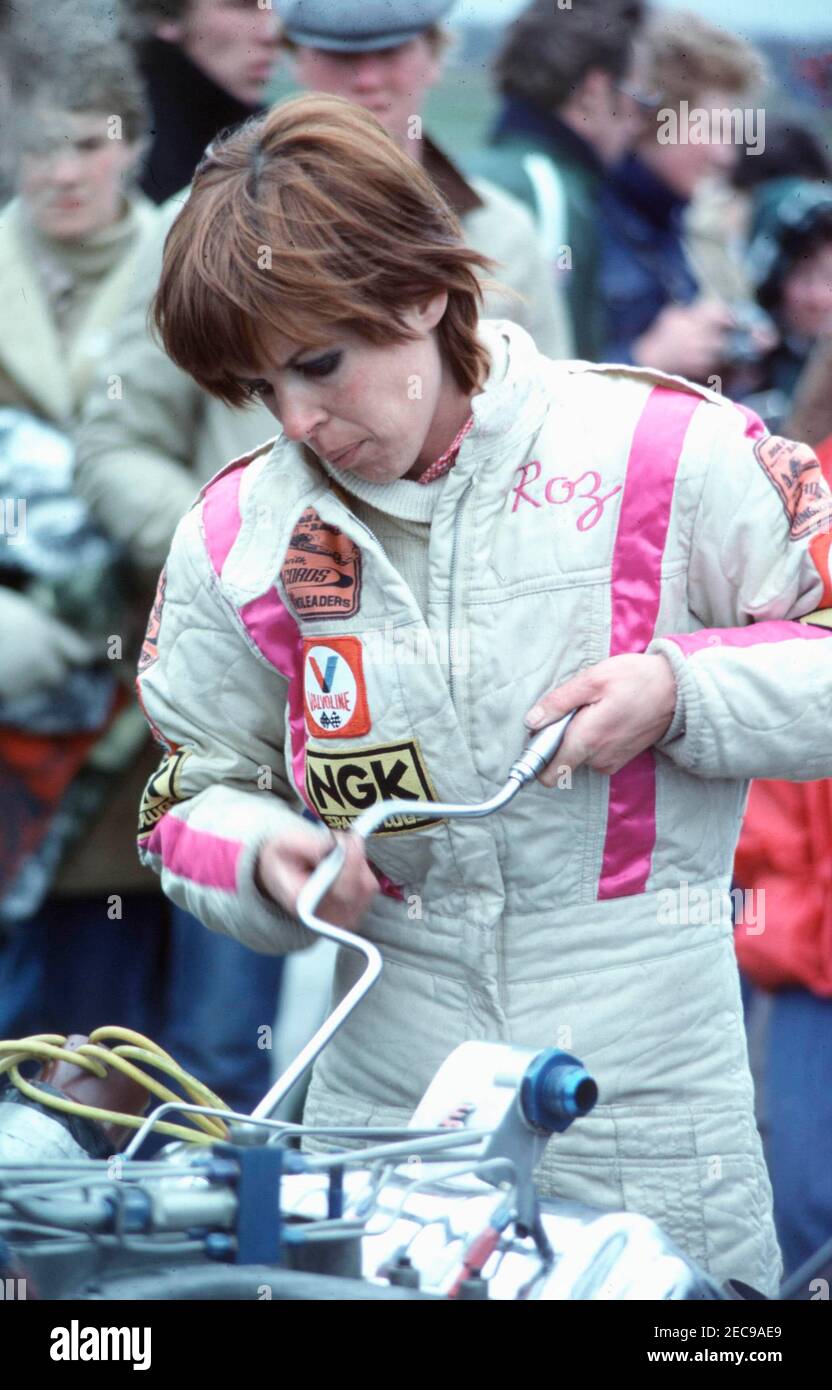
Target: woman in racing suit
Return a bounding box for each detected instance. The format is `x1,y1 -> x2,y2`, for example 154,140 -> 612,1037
135,95 -> 832,1296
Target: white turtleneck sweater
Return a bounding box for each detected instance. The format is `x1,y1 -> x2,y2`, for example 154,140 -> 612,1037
316,452 -> 450,624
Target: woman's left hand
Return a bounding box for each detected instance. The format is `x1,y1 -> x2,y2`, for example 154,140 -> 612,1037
524,653 -> 678,787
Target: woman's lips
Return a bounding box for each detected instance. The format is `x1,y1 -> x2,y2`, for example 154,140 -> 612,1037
328,440 -> 365,469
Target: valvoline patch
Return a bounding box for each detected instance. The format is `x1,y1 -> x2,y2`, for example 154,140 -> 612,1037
303,636 -> 371,739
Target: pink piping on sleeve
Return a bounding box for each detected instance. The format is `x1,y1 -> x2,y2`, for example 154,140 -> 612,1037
597,386 -> 703,901
200,468 -> 311,811
146,814 -> 242,890
239,591 -> 310,810
666,619 -> 832,657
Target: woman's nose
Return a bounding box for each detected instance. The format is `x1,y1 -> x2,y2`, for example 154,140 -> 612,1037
278,390 -> 328,443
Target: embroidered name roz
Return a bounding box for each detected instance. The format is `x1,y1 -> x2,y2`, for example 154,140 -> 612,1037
511,461 -> 623,531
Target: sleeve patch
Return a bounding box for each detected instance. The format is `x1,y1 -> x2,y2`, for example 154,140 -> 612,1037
138,747 -> 193,841
753,435 -> 832,540
138,566 -> 167,674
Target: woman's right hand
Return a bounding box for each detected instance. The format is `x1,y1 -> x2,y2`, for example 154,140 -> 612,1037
255,827 -> 380,932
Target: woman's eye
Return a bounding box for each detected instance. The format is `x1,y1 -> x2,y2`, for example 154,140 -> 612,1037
244,380 -> 273,400
296,351 -> 341,379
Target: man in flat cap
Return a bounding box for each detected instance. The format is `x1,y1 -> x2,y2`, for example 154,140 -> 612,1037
279,0 -> 571,358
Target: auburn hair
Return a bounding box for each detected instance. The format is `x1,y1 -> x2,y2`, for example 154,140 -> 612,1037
152,93 -> 494,407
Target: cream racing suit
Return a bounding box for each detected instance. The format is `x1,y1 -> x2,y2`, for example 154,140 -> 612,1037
136,321 -> 832,1295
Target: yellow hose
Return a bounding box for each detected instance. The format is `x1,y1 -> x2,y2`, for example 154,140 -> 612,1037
0,1028 -> 234,1147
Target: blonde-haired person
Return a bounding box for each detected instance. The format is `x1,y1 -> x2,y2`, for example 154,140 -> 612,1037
599,12 -> 769,379
0,43 -> 167,1039
137,93 -> 832,1295
0,40 -> 285,1115
0,41 -> 154,757
0,46 -> 154,422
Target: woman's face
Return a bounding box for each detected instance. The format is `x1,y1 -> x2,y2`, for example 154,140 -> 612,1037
780,240 -> 832,341
19,109 -> 139,239
233,296 -> 457,483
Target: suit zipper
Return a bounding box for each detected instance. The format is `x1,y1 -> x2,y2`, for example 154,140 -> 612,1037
447,475 -> 503,1014
333,479 -> 474,710
448,478 -> 474,711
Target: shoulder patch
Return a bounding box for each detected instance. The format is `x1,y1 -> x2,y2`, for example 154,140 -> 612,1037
753,435 -> 832,540
798,606 -> 832,628
281,507 -> 362,620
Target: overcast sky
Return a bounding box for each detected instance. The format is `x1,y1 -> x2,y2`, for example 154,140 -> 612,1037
453,0 -> 832,40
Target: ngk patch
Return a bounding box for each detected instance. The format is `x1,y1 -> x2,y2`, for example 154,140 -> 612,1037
305,739 -> 443,833
303,636 -> 370,739
281,506 -> 362,619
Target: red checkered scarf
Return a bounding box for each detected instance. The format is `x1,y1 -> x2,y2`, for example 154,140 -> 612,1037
416,415 -> 474,485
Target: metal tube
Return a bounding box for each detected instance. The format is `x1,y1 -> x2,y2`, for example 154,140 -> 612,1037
251,917 -> 382,1120
122,1102 -> 293,1161
301,1129 -> 492,1168
251,711 -> 579,1122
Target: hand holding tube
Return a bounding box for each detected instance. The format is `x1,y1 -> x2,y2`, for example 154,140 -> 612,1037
255,827 -> 379,931
524,653 -> 678,784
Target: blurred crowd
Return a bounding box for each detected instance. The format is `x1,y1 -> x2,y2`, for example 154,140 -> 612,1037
0,0 -> 830,1275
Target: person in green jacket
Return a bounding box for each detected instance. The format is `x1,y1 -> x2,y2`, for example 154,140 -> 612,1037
468,0 -> 650,361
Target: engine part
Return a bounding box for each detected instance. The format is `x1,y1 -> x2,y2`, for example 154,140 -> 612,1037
0,717 -> 745,1299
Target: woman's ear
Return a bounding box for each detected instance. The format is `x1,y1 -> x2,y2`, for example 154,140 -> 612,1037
407,291 -> 449,334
